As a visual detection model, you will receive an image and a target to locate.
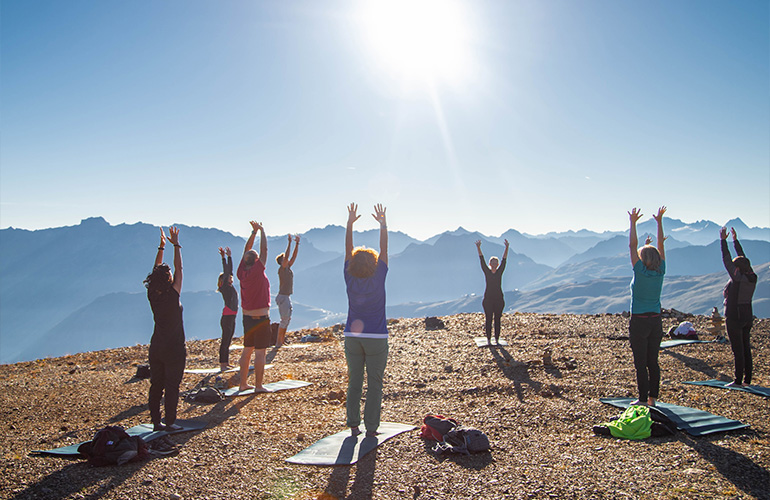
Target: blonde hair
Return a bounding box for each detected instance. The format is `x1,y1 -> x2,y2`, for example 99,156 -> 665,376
217,273 -> 225,290
348,246 -> 379,278
639,245 -> 661,272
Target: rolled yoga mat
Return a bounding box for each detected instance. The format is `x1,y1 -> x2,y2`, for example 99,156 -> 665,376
599,398 -> 747,436
285,422 -> 416,465
659,339 -> 715,349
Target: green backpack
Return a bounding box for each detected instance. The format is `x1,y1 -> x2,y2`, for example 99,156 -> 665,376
605,405 -> 652,440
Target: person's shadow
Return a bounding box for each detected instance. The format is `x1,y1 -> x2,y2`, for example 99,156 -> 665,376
324,436 -> 378,499
660,350 -> 721,379
489,346 -> 564,402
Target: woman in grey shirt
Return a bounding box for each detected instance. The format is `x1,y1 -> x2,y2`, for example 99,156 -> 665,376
275,234 -> 299,347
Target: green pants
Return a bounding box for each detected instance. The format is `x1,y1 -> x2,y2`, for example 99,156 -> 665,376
344,337 -> 389,433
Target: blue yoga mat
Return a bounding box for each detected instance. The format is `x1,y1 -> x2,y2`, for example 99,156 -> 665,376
224,379 -> 312,397
660,339 -> 714,349
285,422 -> 416,465
683,379 -> 770,398
31,419 -> 207,456
599,398 -> 748,436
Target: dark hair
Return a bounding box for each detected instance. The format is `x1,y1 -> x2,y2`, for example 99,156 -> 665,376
276,253 -> 285,265
733,256 -> 752,274
244,249 -> 257,266
144,264 -> 172,295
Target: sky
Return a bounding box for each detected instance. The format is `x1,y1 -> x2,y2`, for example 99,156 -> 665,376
1,0 -> 768,240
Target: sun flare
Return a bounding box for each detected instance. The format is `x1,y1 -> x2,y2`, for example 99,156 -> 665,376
359,0 -> 473,86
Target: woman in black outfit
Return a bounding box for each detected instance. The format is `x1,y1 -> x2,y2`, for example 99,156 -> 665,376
144,227 -> 185,432
720,226 -> 758,387
475,239 -> 509,344
217,246 -> 238,371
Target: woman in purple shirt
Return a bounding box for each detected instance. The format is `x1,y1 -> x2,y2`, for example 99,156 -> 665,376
343,203 -> 389,437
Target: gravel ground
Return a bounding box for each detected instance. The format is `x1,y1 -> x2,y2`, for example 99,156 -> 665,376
1,312 -> 768,500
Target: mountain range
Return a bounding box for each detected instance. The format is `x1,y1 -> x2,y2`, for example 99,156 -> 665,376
1,216 -> 768,363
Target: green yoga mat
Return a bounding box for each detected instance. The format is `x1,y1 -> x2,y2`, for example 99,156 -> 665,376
285,422 -> 416,465
600,398 -> 747,436
474,337 -> 509,347
31,419 -> 207,456
660,339 -> 715,349
223,379 -> 312,397
683,379 -> 770,397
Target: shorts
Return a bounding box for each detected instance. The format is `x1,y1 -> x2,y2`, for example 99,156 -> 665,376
276,294 -> 292,329
243,315 -> 271,349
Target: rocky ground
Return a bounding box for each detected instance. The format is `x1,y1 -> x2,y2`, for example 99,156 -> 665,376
1,312 -> 769,500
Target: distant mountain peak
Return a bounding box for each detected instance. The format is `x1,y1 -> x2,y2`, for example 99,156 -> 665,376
79,216 -> 109,226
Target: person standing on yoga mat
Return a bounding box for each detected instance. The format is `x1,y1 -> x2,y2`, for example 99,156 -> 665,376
344,203 -> 389,437
217,246 -> 238,371
628,207 -> 667,407
720,226 -> 758,387
475,239 -> 509,344
144,227 -> 185,431
237,220 -> 273,393
275,234 -> 300,348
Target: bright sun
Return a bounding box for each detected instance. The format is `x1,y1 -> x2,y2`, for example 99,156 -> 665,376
359,0 -> 473,86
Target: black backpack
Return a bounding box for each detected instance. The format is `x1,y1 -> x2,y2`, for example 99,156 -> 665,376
77,426 -> 149,466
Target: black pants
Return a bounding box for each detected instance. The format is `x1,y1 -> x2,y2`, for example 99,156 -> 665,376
483,297 -> 504,341
726,317 -> 753,385
629,315 -> 663,401
219,314 -> 236,364
148,346 -> 186,426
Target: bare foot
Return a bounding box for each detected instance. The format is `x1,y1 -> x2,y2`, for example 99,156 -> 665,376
366,430 -> 379,437
239,384 -> 255,392
351,427 -> 361,436
254,386 -> 274,393
220,364 -> 233,371
647,398 -> 656,407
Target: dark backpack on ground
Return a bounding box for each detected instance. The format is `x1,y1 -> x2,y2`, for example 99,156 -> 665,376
135,364 -> 151,379
420,414 -> 458,441
186,386 -> 224,404
425,317 -> 446,330
77,426 -> 149,466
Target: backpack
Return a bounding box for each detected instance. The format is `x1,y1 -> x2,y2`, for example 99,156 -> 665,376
604,405 -> 652,440
425,317 -> 446,330
134,364 -> 151,379
77,426 -> 149,466
669,321 -> 698,340
433,426 -> 490,455
419,414 -> 458,441
186,386 -> 224,404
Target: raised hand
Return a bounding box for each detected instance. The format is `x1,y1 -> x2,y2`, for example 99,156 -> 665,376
249,221 -> 263,233
219,247 -> 225,257
347,203 -> 360,225
504,239 -> 509,248
167,226 -> 180,246
475,240 -> 482,248
372,203 -> 387,227
287,234 -> 292,243
294,234 -> 300,243
730,227 -> 737,240
652,206 -> 667,223
225,247 -> 231,257
720,227 -> 728,240
628,208 -> 643,224
159,227 -> 167,249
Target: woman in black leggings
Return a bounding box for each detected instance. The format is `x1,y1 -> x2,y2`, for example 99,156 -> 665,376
720,227 -> 757,387
144,227 -> 185,431
217,246 -> 238,371
475,239 -> 509,344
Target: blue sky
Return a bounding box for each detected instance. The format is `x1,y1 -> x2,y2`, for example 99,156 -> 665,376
1,0 -> 768,240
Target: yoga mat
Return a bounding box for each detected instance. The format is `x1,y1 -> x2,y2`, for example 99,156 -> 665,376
660,339 -> 714,349
229,345 -> 243,351
683,380 -> 770,397
224,379 -> 312,397
285,422 -> 416,465
184,365 -> 270,375
283,344 -> 311,349
31,419 -> 207,456
600,398 -> 748,436
474,337 -> 509,347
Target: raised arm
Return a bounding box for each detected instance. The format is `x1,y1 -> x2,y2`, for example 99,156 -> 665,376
281,234 -> 292,268
345,203 -> 360,261
220,247 -> 233,276
167,226 -> 183,294
731,227 -> 746,257
154,227 -> 166,267
244,221 -> 259,255
372,204 -> 388,266
720,227 -> 735,273
652,206 -> 666,261
502,239 -> 510,261
287,234 -> 300,267
475,240 -> 487,270
628,208 -> 642,266
258,224 -> 267,266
